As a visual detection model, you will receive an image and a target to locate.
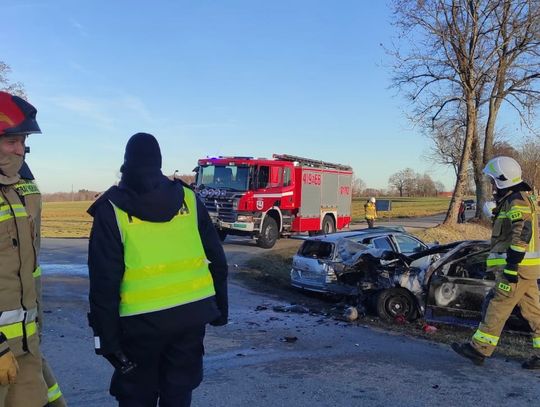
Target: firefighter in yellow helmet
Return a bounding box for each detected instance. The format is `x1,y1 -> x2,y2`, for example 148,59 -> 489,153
452,156 -> 540,369
364,197 -> 377,228
88,133 -> 228,406
0,91 -> 65,407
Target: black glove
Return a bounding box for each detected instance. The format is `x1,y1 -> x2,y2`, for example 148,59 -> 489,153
503,265 -> 519,284
210,314 -> 228,327
104,351 -> 137,375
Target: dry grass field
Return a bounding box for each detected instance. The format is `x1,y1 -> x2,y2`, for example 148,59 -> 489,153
42,201 -> 93,238
42,196 -> 458,238
352,196 -> 451,221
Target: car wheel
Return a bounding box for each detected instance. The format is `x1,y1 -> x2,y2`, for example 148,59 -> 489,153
376,288 -> 418,322
321,215 -> 335,234
433,282 -> 458,307
257,217 -> 278,248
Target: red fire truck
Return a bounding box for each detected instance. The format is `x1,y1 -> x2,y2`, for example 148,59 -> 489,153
194,154 -> 353,248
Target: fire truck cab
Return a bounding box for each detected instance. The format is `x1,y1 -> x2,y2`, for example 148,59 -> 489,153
194,154 -> 353,248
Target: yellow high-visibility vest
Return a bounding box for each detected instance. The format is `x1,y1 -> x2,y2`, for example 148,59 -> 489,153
112,187 -> 216,317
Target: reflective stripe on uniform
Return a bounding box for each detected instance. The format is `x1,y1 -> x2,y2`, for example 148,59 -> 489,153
33,266 -> 42,278
0,307 -> 38,325
13,180 -> 40,196
48,383 -> 63,403
0,321 -> 37,340
473,330 -> 499,346
503,269 -> 518,276
487,253 -> 540,267
0,309 -> 25,325
0,203 -> 27,222
510,245 -> 527,253
11,204 -> 27,217
533,337 -> 540,349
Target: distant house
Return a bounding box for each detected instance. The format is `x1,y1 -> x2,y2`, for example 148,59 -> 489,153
438,191 -> 453,197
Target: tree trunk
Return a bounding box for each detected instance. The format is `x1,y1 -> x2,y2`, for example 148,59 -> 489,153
444,98 -> 477,225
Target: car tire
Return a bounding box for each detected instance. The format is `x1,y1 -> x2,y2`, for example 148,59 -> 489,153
217,229 -> 228,242
257,217 -> 278,249
321,215 -> 335,234
376,288 -> 418,322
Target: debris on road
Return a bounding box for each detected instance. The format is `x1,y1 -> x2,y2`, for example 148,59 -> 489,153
273,304 -> 310,314
344,306 -> 359,322
280,336 -> 298,343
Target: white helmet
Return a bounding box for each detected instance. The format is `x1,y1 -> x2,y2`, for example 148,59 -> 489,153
483,201 -> 497,218
369,197 -> 376,203
483,156 -> 522,189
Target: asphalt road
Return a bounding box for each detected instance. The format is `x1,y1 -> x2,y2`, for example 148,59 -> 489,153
40,210 -> 540,407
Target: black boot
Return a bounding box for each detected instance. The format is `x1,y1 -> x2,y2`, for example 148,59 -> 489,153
522,356 -> 540,370
451,343 -> 485,366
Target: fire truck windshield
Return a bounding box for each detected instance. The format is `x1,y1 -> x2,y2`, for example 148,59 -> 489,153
197,165 -> 250,191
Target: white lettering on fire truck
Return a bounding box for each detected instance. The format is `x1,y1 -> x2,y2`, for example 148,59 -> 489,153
256,200 -> 264,210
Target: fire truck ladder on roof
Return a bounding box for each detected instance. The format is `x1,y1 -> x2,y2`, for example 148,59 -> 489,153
272,154 -> 352,171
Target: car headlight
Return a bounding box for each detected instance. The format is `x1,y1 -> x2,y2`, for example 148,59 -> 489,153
237,215 -> 254,223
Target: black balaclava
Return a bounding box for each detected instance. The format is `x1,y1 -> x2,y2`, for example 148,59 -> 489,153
120,133 -> 164,194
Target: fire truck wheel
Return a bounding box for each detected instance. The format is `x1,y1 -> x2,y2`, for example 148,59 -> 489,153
321,215 -> 335,234
217,229 -> 228,242
257,217 -> 278,249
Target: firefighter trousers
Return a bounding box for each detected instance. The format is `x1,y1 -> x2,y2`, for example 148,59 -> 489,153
111,325 -> 205,407
0,349 -> 48,407
471,276 -> 540,357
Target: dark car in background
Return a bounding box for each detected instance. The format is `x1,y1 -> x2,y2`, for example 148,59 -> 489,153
464,199 -> 476,210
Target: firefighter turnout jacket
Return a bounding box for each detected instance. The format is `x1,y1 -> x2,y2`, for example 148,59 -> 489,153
486,190 -> 540,280
364,202 -> 377,220
0,177 -> 41,358
471,188 -> 540,357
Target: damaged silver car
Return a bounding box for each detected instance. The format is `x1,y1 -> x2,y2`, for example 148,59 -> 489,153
290,227 -> 431,298
327,239 -> 540,330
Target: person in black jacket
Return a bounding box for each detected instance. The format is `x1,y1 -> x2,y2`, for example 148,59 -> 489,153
87,133 -> 228,407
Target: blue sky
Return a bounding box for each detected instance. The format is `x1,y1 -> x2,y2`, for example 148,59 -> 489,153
1,1 -> 525,193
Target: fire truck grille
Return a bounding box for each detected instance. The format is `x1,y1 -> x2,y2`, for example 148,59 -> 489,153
203,198 -> 237,223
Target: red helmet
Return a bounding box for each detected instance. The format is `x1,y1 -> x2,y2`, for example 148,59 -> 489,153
0,91 -> 41,136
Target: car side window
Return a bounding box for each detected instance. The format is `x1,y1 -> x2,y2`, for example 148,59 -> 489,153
394,235 -> 425,254
447,252 -> 491,280
372,237 -> 393,251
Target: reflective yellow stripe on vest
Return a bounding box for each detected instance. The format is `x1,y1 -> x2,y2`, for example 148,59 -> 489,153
0,321 -> 37,340
48,383 -> 63,403
33,266 -> 42,278
112,187 -> 216,317
533,337 -> 540,349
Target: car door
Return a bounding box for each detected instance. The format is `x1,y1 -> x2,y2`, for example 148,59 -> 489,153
426,250 -> 493,324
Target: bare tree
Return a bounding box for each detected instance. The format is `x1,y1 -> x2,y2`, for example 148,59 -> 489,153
0,61 -> 26,98
351,176 -> 366,197
388,168 -> 416,197
518,137 -> 540,194
391,0 -> 540,224
475,0 -> 540,215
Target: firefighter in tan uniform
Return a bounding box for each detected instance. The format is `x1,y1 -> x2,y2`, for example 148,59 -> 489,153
0,91 -> 65,406
452,156 -> 540,369
18,163 -> 66,406
364,197 -> 377,228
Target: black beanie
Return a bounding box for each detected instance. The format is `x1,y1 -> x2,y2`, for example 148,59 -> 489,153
120,132 -> 162,175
